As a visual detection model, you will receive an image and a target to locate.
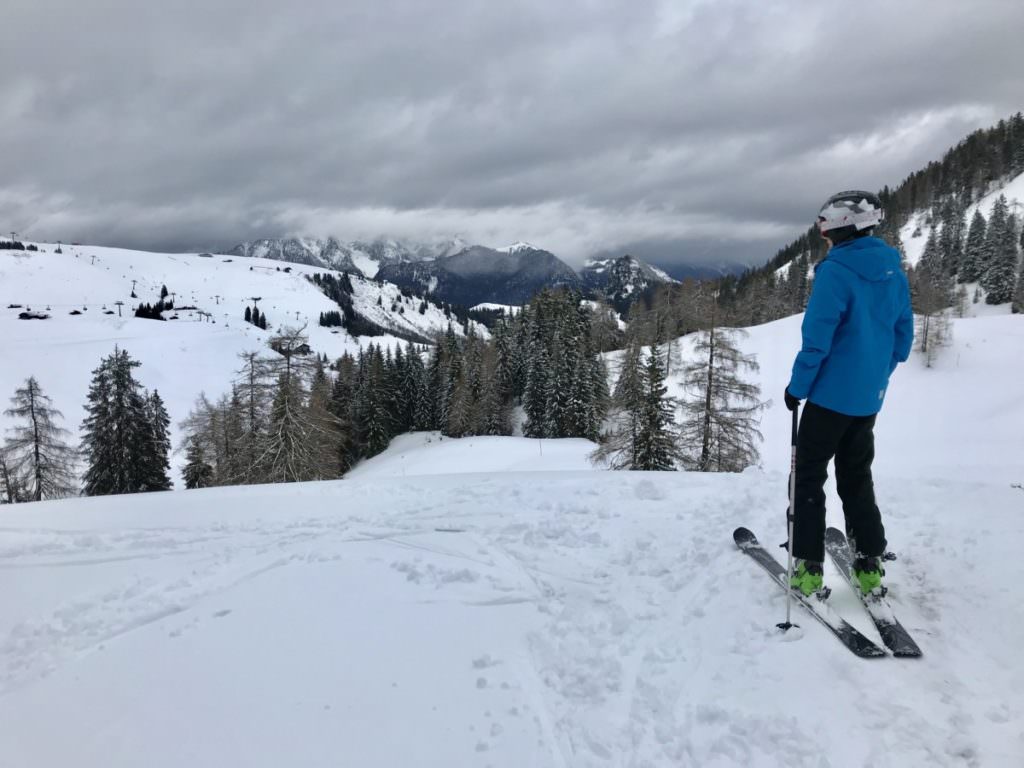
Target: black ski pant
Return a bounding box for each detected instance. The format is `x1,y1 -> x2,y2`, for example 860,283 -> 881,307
791,401 -> 887,563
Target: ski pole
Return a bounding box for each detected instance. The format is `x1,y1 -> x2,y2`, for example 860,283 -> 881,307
779,404 -> 799,631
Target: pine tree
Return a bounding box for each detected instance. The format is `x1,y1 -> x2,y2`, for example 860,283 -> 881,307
307,360 -> 345,479
182,434 -> 214,489
913,227 -> 953,314
961,209 -> 987,282
633,345 -> 680,471
548,329 -> 573,436
983,199 -> 1020,304
592,339 -> 645,469
523,343 -> 550,438
202,391 -> 243,485
492,320 -> 517,403
981,195 -> 1008,301
412,350 -> 434,432
423,345 -> 445,431
142,390 -> 172,491
234,352 -> 277,479
262,372 -> 316,482
401,344 -> 428,432
480,351 -> 513,436
587,351 -> 611,440
445,374 -> 472,437
679,325 -> 764,472
786,256 -> 809,312
329,353 -> 360,471
463,332 -> 485,434
938,198 -> 966,276
81,349 -> 154,495
2,377 -> 78,501
362,346 -> 395,456
179,393 -> 217,482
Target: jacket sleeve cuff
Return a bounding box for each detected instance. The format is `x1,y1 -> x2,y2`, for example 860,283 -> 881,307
787,381 -> 809,400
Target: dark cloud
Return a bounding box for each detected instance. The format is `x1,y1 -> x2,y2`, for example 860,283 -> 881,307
1,0 -> 1022,268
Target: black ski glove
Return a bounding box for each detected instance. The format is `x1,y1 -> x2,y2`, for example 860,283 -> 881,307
784,388 -> 801,412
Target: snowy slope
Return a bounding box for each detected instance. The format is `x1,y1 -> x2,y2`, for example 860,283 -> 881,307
2,310 -> 1023,766
1,440 -> 1022,766
900,170 -> 1024,268
0,242 -> 483,483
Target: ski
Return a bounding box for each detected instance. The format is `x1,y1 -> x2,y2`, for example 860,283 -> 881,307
824,527 -> 922,658
734,527 -> 886,658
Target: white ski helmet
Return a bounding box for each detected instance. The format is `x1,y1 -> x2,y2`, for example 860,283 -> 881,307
817,190 -> 884,234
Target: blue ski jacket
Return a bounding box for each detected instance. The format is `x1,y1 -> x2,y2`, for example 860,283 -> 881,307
788,236 -> 913,417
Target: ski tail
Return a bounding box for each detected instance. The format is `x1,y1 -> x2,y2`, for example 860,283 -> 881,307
824,527 -> 922,658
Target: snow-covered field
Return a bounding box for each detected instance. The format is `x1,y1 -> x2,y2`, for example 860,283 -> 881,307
0,243 -> 480,481
2,306 -> 1023,765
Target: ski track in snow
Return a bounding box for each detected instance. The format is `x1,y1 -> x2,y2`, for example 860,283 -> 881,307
2,470 -> 1022,767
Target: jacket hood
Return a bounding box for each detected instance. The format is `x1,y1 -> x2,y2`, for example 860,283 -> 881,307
819,236 -> 902,282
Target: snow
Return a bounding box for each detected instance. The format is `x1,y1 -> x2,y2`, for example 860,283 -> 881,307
969,169 -> 1024,221
498,241 -> 538,254
348,247 -> 379,278
2,305 -> 1024,765
471,302 -> 522,315
648,264 -> 675,282
348,432 -> 599,479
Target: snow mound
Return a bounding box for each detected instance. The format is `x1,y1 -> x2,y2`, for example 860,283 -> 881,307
347,432 -> 600,479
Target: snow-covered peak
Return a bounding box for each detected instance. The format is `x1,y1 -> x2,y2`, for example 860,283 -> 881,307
497,241 -> 539,254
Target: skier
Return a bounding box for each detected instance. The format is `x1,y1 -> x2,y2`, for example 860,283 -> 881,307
784,191 -> 913,597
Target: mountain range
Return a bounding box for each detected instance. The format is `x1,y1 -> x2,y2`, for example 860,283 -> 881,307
224,238 -> 676,310
226,237 -> 469,278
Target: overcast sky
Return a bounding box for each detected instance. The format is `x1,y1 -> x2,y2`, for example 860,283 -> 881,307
2,0 -> 1023,270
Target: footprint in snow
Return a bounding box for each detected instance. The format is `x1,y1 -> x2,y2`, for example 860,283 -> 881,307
633,479 -> 665,501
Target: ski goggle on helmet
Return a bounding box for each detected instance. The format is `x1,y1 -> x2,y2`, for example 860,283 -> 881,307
817,190 -> 884,235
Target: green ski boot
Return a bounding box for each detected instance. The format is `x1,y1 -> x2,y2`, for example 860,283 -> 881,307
853,555 -> 885,596
790,559 -> 825,597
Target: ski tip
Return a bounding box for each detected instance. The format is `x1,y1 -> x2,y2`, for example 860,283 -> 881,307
860,647 -> 889,659
733,527 -> 757,548
894,649 -> 924,659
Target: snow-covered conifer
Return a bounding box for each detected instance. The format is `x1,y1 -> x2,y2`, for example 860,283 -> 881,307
142,390 -> 172,491
182,434 -> 214,489
81,349 -> 155,496
961,210 -> 987,283
982,200 -> 1019,304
